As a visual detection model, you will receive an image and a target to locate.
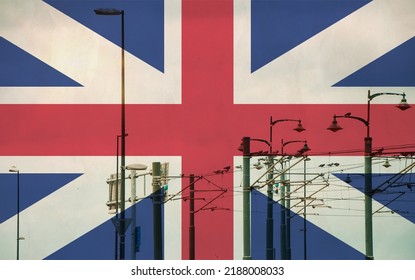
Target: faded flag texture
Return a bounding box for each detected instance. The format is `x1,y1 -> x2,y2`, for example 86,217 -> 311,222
0,0 -> 414,260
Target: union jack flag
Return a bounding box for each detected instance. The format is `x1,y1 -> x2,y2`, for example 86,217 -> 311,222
0,0 -> 414,260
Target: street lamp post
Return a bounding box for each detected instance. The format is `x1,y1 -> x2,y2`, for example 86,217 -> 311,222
9,166 -> 20,260
240,126 -> 307,260
239,137 -> 271,260
303,156 -> 311,260
94,7 -> 127,260
269,118 -> 305,260
265,153 -> 274,260
281,140 -> 310,260
327,90 -> 410,260
269,118 -> 306,153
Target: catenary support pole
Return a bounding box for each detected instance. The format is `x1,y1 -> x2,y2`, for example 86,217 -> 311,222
280,163 -> 287,260
189,174 -> 195,260
364,137 -> 374,260
152,162 -> 163,260
266,155 -> 274,259
242,137 -> 252,260
286,179 -> 291,259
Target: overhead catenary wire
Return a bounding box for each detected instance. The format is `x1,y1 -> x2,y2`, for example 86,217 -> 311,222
128,146 -> 415,225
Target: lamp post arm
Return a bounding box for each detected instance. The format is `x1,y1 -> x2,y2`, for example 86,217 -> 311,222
270,118 -> 301,126
281,140 -> 306,155
335,114 -> 369,127
367,90 -> 409,137
282,140 -> 306,148
270,117 -> 306,154
251,138 -> 271,148
368,92 -> 405,101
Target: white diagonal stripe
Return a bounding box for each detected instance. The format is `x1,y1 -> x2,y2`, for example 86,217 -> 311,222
0,0 -> 181,104
0,156 -> 182,260
234,0 -> 415,104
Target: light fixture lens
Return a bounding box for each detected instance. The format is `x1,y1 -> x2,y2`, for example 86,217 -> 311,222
396,97 -> 411,111
294,121 -> 306,132
382,159 -> 391,168
253,162 -> 263,170
327,119 -> 343,132
300,143 -> 310,153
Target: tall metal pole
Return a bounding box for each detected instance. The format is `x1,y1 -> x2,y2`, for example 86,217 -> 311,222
130,170 -> 137,260
152,162 -> 163,260
266,116 -> 274,259
115,136 -> 120,260
365,90 -> 373,260
363,89 -> 410,259
266,155 -> 274,259
94,7 -> 127,260
16,170 -> 20,260
189,174 -> 195,260
327,90 -> 409,260
9,167 -> 20,260
119,10 -> 127,260
364,137 -> 373,260
286,178 -> 291,259
280,163 -> 287,260
280,139 -> 287,260
303,157 -> 308,260
271,117 -> 306,260
242,137 -> 252,260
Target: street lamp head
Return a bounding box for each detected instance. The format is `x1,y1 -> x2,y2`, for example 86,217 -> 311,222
382,159 -> 391,168
253,161 -> 263,170
300,142 -> 310,153
396,94 -> 411,111
293,120 -> 306,132
327,117 -> 343,132
94,8 -> 123,16
237,142 -> 243,152
295,142 -> 310,156
126,163 -> 148,171
9,166 -> 19,173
